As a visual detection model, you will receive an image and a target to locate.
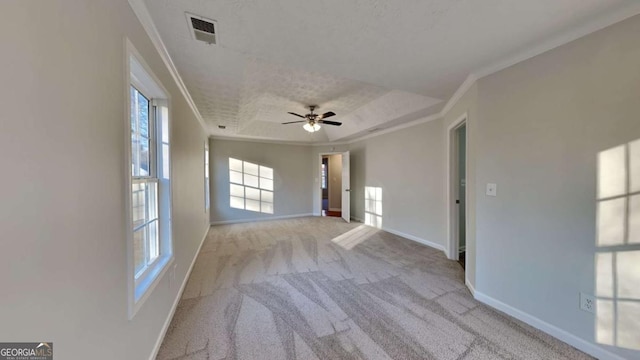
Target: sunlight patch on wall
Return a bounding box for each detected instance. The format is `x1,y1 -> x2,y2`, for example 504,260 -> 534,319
229,158 -> 274,214
365,186 -> 382,228
595,140 -> 640,351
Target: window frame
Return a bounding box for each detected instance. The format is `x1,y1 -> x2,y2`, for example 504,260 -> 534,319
125,39 -> 174,319
205,141 -> 210,211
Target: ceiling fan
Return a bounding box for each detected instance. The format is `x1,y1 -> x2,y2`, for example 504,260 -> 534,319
282,105 -> 341,133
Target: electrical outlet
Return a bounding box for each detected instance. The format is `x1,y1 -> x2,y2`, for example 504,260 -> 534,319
580,292 -> 595,313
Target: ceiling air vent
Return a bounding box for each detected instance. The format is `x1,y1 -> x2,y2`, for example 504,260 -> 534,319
186,13 -> 217,45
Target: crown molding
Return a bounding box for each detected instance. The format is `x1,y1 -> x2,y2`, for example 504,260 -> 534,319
209,135 -> 318,146
131,0 -> 640,147
127,0 -> 208,134
474,2 -> 640,79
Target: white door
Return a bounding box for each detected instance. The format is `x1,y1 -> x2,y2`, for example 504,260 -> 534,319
341,151 -> 350,223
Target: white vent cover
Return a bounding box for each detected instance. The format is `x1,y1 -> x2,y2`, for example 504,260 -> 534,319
186,13 -> 217,45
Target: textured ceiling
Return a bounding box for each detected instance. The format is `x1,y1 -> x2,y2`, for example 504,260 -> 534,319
144,0 -> 638,143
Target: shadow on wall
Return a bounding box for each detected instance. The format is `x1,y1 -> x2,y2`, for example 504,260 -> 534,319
229,158 -> 274,214
595,139 -> 640,351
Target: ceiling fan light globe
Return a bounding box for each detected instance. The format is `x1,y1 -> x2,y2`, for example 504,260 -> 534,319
303,123 -> 321,133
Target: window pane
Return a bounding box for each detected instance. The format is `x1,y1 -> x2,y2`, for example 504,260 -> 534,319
260,177 -> 273,191
261,190 -> 273,203
132,183 -> 146,229
230,196 -> 244,209
137,91 -> 150,138
245,174 -> 259,188
261,202 -> 274,214
246,187 -> 260,201
230,184 -> 244,198
246,199 -> 261,212
229,158 -> 243,172
244,162 -> 259,176
139,136 -> 150,176
260,165 -> 273,180
230,170 -> 243,184
134,227 -> 146,276
148,220 -> 159,263
148,182 -> 158,220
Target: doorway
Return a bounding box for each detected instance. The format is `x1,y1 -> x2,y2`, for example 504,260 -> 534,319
319,152 -> 350,222
321,154 -> 342,217
448,115 -> 467,270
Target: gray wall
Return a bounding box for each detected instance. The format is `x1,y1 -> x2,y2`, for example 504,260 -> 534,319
209,139 -> 314,223
474,14 -> 640,359
350,119 -> 446,248
0,1 -> 210,359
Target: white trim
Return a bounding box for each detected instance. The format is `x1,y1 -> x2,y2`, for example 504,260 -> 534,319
440,75 -> 477,116
446,113 -> 468,261
125,38 -> 175,319
465,278 -> 475,296
211,135 -> 325,146
351,216 -> 363,222
382,227 -> 446,254
474,291 -> 627,360
474,2 -> 640,80
346,113 -> 442,144
127,0 -> 208,134
148,226 -> 210,360
210,213 -> 313,226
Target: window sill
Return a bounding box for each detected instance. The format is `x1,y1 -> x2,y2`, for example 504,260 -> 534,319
129,253 -> 174,319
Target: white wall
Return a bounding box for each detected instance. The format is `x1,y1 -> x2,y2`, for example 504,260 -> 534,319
349,120 -> 446,250
474,14 -> 640,360
209,138 -> 314,223
0,1 -> 209,359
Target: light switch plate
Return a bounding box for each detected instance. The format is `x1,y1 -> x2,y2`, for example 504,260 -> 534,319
486,183 -> 497,196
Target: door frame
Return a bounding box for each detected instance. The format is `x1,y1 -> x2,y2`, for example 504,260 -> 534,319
317,152 -> 343,216
446,113 -> 468,261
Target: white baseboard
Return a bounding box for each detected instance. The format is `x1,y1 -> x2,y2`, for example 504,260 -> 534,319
210,213 -> 313,225
474,291 -> 627,360
382,226 -> 446,254
149,226 -> 209,360
351,216 -> 363,223
465,278 -> 475,296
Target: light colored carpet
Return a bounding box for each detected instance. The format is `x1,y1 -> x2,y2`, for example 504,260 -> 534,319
157,217 -> 593,360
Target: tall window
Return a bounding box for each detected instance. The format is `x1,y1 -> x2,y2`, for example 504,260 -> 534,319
127,42 -> 172,318
229,158 -> 274,214
131,87 -> 159,274
205,143 -> 210,210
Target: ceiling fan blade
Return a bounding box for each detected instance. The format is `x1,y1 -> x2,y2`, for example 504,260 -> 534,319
320,111 -> 336,119
287,112 -> 306,118
281,120 -> 307,125
319,120 -> 342,126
